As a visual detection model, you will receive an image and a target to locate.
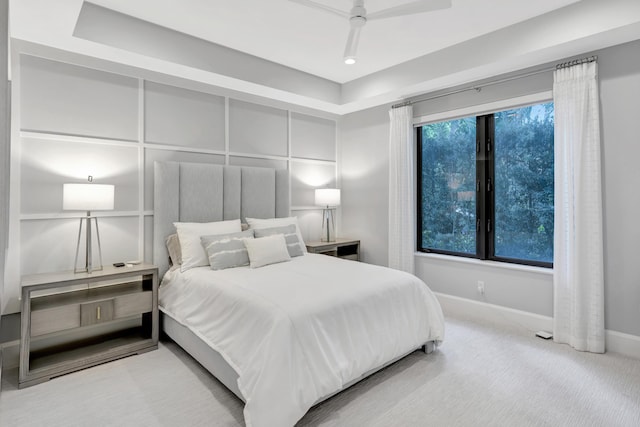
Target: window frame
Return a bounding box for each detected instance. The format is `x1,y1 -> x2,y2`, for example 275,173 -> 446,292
415,94 -> 554,269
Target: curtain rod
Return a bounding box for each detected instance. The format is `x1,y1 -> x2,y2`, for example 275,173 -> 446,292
392,55 -> 598,109
555,55 -> 597,70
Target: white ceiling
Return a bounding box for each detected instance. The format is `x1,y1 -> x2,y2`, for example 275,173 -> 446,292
9,0 -> 640,114
84,0 -> 581,84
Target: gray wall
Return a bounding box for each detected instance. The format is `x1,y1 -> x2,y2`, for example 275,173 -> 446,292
598,40 -> 640,337
2,54 -> 337,316
340,39 -> 640,338
340,105 -> 390,267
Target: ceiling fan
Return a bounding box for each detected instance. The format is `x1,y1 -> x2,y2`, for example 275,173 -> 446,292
290,0 -> 452,64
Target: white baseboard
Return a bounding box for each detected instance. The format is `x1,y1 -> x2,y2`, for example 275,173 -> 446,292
435,292 -> 640,360
606,330 -> 640,360
435,292 -> 554,332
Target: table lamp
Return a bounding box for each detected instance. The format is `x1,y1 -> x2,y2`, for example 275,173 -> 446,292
63,177 -> 114,273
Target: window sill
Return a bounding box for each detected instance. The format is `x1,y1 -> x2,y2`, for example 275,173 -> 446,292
414,252 -> 553,275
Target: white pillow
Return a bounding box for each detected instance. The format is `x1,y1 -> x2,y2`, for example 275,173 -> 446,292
253,225 -> 303,257
243,234 -> 291,268
174,219 -> 242,272
165,233 -> 182,264
165,233 -> 182,271
246,217 -> 307,253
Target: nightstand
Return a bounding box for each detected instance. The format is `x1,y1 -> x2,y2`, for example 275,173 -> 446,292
306,238 -> 360,261
19,264 -> 158,388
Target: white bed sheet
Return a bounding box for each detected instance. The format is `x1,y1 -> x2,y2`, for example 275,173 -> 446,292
159,253 -> 444,427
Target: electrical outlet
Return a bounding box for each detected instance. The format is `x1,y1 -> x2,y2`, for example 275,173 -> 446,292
477,280 -> 485,295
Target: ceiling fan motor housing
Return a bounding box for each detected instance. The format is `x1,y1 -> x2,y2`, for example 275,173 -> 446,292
350,0 -> 367,22
350,15 -> 367,27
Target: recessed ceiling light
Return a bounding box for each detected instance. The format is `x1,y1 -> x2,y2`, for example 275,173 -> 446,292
344,57 -> 356,65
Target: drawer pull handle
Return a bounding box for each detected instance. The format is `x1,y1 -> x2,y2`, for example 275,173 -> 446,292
97,306 -> 101,320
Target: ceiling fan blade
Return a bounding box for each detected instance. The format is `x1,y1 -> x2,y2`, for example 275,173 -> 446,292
289,0 -> 349,19
367,0 -> 451,21
343,26 -> 363,62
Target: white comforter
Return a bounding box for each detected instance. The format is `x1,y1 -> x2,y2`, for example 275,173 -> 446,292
159,253 -> 444,427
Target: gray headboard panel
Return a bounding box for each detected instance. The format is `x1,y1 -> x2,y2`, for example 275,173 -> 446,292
153,161 -> 290,277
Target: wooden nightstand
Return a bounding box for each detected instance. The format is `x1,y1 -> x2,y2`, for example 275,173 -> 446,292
306,238 -> 360,261
19,264 -> 158,388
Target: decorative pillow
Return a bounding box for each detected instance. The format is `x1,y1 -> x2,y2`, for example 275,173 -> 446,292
201,230 -> 254,270
245,217 -> 307,254
243,234 -> 291,268
253,225 -> 303,257
173,219 -> 242,272
165,233 -> 182,269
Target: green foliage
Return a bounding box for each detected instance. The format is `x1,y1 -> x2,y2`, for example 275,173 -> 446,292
494,103 -> 554,263
421,117 -> 477,254
420,102 -> 554,263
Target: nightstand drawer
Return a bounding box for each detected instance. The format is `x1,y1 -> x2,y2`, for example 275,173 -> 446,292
30,287 -> 153,337
81,299 -> 115,326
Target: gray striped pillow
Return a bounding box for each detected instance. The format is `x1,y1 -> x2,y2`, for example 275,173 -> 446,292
201,229 -> 255,270
253,225 -> 303,257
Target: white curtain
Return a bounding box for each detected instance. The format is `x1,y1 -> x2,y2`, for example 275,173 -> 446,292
388,105 -> 415,274
553,61 -> 605,353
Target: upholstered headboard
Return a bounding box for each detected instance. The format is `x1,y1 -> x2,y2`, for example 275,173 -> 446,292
153,161 -> 290,277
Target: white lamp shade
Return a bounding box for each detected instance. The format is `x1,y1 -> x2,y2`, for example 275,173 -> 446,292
63,183 -> 115,211
315,188 -> 341,207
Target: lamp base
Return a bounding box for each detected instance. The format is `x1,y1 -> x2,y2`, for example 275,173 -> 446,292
320,208 -> 336,243
73,214 -> 104,274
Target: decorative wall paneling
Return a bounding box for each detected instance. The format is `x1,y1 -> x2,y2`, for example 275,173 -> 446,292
5,54 -> 337,314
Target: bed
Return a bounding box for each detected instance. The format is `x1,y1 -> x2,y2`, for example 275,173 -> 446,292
153,161 -> 445,427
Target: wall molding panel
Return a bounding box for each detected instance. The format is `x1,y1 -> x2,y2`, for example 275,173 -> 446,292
4,53 -> 338,314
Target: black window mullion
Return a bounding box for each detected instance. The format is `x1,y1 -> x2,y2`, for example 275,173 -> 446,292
416,128 -> 424,252
486,114 -> 496,260
476,116 -> 488,259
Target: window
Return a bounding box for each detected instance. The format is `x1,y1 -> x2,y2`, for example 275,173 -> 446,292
417,102 -> 554,267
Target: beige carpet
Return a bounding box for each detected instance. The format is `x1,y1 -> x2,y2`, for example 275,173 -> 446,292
1,310 -> 639,426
